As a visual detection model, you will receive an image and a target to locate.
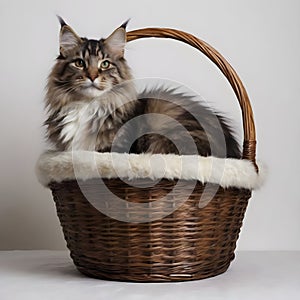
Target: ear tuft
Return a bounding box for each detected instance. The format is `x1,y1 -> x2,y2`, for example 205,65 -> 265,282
120,19 -> 130,30
57,15 -> 67,28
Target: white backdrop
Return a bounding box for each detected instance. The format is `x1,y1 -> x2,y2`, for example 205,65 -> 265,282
0,0 -> 299,250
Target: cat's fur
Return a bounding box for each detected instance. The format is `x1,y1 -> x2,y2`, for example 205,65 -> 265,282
45,18 -> 241,158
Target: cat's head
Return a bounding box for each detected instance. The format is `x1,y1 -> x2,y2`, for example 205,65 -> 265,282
47,17 -> 133,108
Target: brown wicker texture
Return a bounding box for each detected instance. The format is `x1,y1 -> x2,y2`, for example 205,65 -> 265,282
49,28 -> 257,282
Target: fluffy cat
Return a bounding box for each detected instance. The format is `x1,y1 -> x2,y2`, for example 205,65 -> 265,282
45,18 -> 241,158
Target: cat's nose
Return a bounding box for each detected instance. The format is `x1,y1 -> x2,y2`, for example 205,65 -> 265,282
87,72 -> 98,82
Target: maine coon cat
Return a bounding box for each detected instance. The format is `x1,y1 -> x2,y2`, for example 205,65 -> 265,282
45,18 -> 241,158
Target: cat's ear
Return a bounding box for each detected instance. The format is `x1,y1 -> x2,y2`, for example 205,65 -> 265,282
57,16 -> 82,56
103,20 -> 129,58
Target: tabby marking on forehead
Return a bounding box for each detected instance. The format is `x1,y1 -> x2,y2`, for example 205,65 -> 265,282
86,40 -> 102,56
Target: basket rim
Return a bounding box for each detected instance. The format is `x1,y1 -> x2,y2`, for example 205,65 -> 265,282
36,150 -> 265,190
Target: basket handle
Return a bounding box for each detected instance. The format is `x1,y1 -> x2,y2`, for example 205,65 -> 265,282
127,28 -> 258,171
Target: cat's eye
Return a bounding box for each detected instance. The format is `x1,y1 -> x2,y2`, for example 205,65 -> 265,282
100,60 -> 110,69
73,59 -> 85,69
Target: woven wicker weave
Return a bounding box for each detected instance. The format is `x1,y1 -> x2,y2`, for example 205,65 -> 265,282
49,28 -> 258,282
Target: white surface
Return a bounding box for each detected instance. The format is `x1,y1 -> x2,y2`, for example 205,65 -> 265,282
0,251 -> 299,300
0,0 -> 300,251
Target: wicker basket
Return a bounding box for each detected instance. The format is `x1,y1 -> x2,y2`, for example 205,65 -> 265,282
37,28 -> 261,282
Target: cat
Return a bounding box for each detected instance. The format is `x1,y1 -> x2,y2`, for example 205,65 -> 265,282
45,17 -> 241,158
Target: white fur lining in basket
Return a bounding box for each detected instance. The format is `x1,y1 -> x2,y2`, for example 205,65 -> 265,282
36,151 -> 266,190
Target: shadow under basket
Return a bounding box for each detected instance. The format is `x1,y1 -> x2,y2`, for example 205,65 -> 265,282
37,27 -> 263,282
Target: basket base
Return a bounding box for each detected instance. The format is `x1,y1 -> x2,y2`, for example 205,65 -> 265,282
70,250 -> 235,282
75,262 -> 231,282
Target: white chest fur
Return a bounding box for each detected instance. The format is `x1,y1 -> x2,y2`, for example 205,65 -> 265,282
58,101 -> 115,151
